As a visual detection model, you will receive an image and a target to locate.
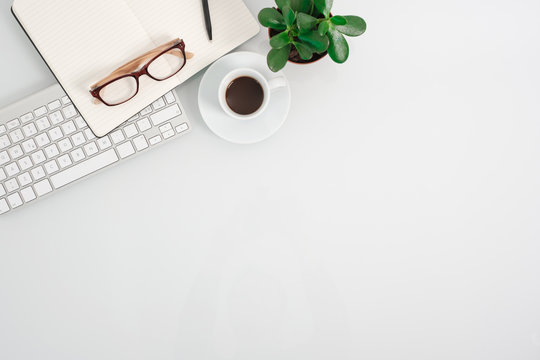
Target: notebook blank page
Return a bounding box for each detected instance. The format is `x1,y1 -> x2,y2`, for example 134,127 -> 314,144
125,0 -> 260,84
12,0 -> 259,137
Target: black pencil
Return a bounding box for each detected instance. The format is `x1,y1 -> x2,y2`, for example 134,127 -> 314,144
202,0 -> 212,41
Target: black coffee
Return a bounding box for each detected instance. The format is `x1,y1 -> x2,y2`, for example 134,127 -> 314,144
225,76 -> 264,115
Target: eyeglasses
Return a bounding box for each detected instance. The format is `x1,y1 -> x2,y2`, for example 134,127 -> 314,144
90,39 -> 192,106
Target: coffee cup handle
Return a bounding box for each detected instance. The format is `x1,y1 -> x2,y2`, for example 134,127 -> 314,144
268,77 -> 287,92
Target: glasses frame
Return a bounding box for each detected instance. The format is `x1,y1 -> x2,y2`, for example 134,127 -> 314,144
90,39 -> 188,106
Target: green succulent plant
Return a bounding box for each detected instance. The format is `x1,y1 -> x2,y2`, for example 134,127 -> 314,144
258,0 -> 366,72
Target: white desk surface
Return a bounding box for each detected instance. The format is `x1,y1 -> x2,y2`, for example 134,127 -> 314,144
1,0 -> 539,359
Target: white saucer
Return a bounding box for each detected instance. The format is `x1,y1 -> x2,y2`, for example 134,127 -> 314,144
198,51 -> 291,144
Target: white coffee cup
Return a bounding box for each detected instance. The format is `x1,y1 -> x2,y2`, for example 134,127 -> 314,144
218,68 -> 287,120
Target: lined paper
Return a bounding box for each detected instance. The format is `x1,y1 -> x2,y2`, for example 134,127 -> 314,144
12,0 -> 259,136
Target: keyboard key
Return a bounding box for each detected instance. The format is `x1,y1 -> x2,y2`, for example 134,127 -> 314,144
49,111 -> 64,125
62,104 -> 77,119
7,119 -> 20,129
34,179 -> 53,196
71,132 -> 85,146
5,178 -> 19,192
34,106 -> 47,117
176,123 -> 189,133
149,135 -> 162,145
22,123 -> 37,137
22,139 -> 38,154
17,172 -> 32,186
44,160 -> 59,175
97,137 -> 112,150
159,123 -> 172,133
20,113 -> 34,123
164,91 -> 176,104
18,156 -> 33,171
62,120 -> 76,135
75,116 -> 86,129
0,168 -> 5,181
58,138 -> 73,152
150,104 -> 181,126
117,141 -> 135,158
128,114 -> 139,122
36,133 -> 51,147
140,105 -> 152,116
83,142 -> 98,156
61,96 -> 71,105
0,135 -> 10,149
9,129 -> 24,143
20,187 -> 36,202
124,124 -> 138,138
31,150 -> 46,164
0,125 -> 5,134
133,135 -> 148,151
51,149 -> 118,189
6,162 -> 20,177
7,193 -> 23,208
58,154 -> 72,168
36,117 -> 51,131
0,199 -> 9,214
84,128 -> 96,140
110,130 -> 125,144
44,144 -> 59,158
0,151 -> 9,165
31,166 -> 46,180
70,148 -> 86,162
137,118 -> 151,132
152,97 -> 166,110
163,129 -> 175,139
0,184 -> 5,196
47,100 -> 61,111
48,127 -> 63,141
8,145 -> 23,159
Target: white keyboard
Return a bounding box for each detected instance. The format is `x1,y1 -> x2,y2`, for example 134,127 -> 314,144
0,84 -> 190,215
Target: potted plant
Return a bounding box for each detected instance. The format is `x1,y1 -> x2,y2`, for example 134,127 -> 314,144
258,0 -> 367,72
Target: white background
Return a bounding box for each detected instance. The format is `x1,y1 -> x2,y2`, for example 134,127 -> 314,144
1,0 -> 540,359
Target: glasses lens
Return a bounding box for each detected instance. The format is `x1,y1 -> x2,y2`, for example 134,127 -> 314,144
99,76 -> 138,105
147,48 -> 185,80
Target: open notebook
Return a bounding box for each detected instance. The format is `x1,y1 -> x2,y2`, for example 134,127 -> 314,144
12,0 -> 259,136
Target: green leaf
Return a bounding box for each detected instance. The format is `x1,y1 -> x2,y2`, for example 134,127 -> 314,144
327,28 -> 349,63
270,30 -> 291,49
294,42 -> 314,60
290,0 -> 312,13
268,45 -> 291,72
297,13 -> 318,33
314,0 -> 332,17
318,21 -> 330,36
334,16 -> 367,37
258,8 -> 287,30
330,15 -> 346,25
298,30 -> 329,52
275,0 -> 290,9
283,6 -> 296,27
